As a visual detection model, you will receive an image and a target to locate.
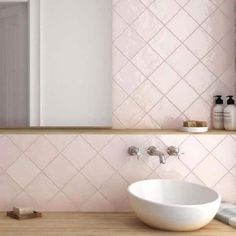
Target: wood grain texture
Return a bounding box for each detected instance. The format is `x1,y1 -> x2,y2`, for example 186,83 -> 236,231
0,213 -> 235,236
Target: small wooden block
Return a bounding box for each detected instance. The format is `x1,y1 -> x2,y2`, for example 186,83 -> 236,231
7,211 -> 42,220
183,121 -> 197,127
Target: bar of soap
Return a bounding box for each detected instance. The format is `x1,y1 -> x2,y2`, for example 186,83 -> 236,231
13,207 -> 34,216
183,120 -> 208,127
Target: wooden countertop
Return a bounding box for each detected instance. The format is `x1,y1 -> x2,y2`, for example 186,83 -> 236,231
0,213 -> 234,236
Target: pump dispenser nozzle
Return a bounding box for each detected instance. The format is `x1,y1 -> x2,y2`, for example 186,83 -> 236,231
226,96 -> 235,105
214,95 -> 223,105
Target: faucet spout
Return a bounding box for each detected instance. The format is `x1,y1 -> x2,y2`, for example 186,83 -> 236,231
147,146 -> 166,164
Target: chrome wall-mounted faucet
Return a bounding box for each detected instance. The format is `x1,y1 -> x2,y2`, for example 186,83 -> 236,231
147,146 -> 166,164
167,146 -> 183,159
128,146 -> 141,159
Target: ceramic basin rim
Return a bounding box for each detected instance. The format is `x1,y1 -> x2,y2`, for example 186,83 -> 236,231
128,179 -> 221,209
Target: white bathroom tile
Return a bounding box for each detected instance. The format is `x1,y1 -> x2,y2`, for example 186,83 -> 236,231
139,0 -> 155,7
7,154 -> 40,188
80,192 -> 114,212
8,135 -> 38,151
219,0 -> 235,20
219,64 -> 236,92
25,136 -> 58,170
193,154 -> 227,187
131,80 -> 163,112
167,10 -> 198,41
212,136 -> 236,170
112,11 -> 128,40
114,28 -> 145,59
114,62 -> 146,94
149,98 -> 181,128
149,0 -> 181,24
202,45 -> 233,77
184,173 -> 204,185
185,28 -> 216,59
62,136 -> 96,170
149,28 -> 181,59
167,45 -> 198,77
44,155 -> 77,188
202,9 -> 232,42
81,155 -> 114,188
114,0 -> 145,24
62,173 -> 96,207
112,82 -> 128,110
159,135 -> 189,147
25,173 -> 58,205
132,45 -> 163,77
210,0 -> 224,6
167,80 -> 198,111
114,97 -> 145,128
44,135 -> 76,151
135,115 -> 160,129
184,0 -> 217,24
180,136 -> 208,170
112,46 -> 128,76
0,136 -> 22,170
100,136 -> 129,170
150,63 -> 181,94
156,158 -> 190,180
219,31 -> 235,55
184,62 -> 216,94
132,9 -> 163,42
175,0 -> 190,6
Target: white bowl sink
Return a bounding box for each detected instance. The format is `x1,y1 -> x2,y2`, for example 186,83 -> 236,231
128,179 -> 221,232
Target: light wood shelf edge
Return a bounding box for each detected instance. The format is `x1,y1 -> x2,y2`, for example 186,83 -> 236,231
0,128 -> 235,135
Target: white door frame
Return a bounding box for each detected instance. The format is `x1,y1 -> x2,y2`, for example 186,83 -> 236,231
0,0 -> 40,126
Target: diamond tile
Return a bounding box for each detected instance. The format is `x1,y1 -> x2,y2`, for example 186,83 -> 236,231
214,173 -> 236,202
195,135 -> 225,152
82,135 -> 113,152
25,136 -> 58,170
8,135 -> 38,151
167,10 -> 198,41
80,192 -> 114,212
184,173 -> 204,185
62,173 -> 96,207
135,115 -> 160,129
185,28 -> 216,59
202,9 -> 232,41
119,158 -> 152,183
7,154 -> 40,188
184,62 -> 216,94
112,11 -> 128,40
180,136 -> 208,170
81,155 -> 114,188
184,98 -> 211,122
194,154 -> 227,187
167,80 -> 198,111
212,136 -> 236,170
114,63 -> 146,94
184,0 -> 217,24
114,28 -> 145,59
202,45 -> 233,77
140,0 -> 155,7
62,136 -> 96,170
25,173 -> 58,205
0,136 -> 21,170
159,135 -> 189,147
114,0 -> 145,24
167,45 -> 198,77
132,9 -> 163,42
150,0 -> 181,24
112,82 -> 128,110
219,64 -> 236,92
131,80 -> 162,112
112,47 -> 128,76
132,45 -> 163,77
156,157 -> 190,180
100,173 -> 128,206
100,136 -> 128,170
44,155 -> 77,188
149,28 -> 181,59
114,97 -> 145,128
219,0 -> 235,20
150,63 -> 181,94
44,135 -> 76,151
149,98 -> 181,128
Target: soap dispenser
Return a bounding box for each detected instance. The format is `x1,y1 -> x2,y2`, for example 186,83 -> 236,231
224,96 -> 236,131
213,95 -> 224,130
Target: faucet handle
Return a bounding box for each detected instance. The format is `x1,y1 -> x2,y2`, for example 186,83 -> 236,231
128,146 -> 141,159
167,146 -> 184,159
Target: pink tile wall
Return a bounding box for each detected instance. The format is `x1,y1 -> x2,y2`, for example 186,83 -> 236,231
0,134 -> 236,212
112,0 -> 236,129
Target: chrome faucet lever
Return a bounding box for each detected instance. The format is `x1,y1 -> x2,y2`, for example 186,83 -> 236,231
128,146 -> 141,159
167,146 -> 183,159
147,146 -> 166,164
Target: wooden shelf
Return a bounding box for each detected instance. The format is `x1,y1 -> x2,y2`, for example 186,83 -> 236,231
0,128 -> 235,135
